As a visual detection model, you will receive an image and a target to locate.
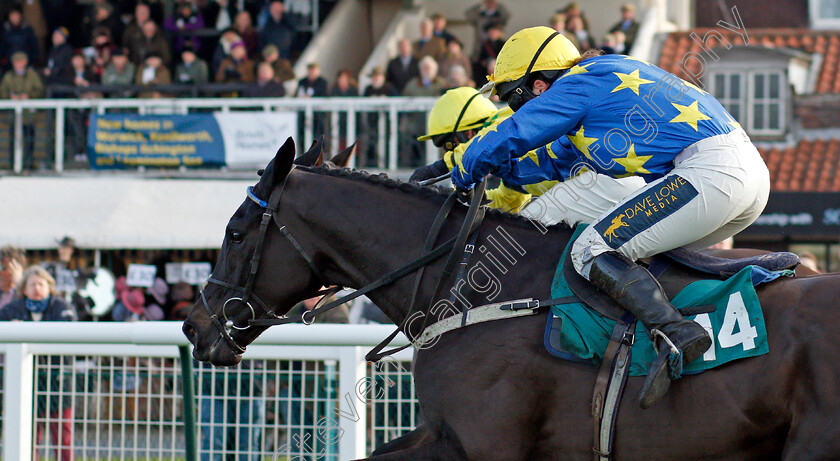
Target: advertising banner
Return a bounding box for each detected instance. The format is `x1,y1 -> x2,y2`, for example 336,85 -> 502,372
88,112 -> 297,169
741,192 -> 840,239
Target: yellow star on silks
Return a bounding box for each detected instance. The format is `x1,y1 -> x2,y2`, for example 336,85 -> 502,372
453,151 -> 468,176
544,142 -> 559,159
561,62 -> 595,79
680,78 -> 708,94
568,126 -> 599,160
623,55 -> 651,66
611,69 -> 654,95
669,100 -> 711,131
472,121 -> 500,143
613,144 -> 652,175
726,114 -> 742,130
517,150 -> 541,166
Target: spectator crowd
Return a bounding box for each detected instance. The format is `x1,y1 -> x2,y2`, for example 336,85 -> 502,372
0,0 -> 641,100
0,0 -> 318,99
0,240 -> 387,325
0,0 -> 641,169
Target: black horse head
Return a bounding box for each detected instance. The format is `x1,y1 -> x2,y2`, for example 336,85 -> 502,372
183,137 -> 328,365
183,135 -> 562,367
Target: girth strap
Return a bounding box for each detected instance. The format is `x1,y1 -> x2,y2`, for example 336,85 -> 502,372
411,296 -> 584,346
592,312 -> 636,461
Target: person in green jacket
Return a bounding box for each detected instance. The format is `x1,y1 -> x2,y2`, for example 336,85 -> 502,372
174,42 -> 209,85
0,51 -> 44,169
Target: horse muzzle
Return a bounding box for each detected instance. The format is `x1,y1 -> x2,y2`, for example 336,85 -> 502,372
182,301 -> 245,366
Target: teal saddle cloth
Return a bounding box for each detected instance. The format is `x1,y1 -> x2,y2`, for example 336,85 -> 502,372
545,226 -> 792,376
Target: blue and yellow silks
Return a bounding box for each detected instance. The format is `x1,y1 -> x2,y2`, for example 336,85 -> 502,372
453,54 -> 740,189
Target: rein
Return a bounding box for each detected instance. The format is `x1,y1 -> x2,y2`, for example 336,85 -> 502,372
202,165 -> 489,357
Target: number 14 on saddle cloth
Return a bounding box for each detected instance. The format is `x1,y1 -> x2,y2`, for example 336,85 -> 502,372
549,227 -> 792,376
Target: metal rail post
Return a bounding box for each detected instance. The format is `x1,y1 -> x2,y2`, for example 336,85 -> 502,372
179,345 -> 199,461
338,346 -> 367,459
3,344 -> 34,461
13,105 -> 23,173
55,106 -> 65,172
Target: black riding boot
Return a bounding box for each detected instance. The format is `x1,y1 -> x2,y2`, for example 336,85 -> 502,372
588,251 -> 712,409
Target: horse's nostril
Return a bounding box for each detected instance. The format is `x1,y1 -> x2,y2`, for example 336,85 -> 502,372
183,321 -> 198,345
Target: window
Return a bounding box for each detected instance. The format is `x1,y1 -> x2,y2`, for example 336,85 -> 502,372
713,72 -> 742,121
709,70 -> 786,136
810,0 -> 840,29
820,0 -> 840,17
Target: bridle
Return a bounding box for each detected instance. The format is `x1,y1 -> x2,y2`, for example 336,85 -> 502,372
199,165 -> 330,354
199,165 -> 488,359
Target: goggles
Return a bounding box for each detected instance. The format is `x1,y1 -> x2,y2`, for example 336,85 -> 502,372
497,31 -> 561,112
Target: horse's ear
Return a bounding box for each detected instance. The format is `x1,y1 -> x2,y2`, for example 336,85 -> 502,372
330,141 -> 357,167
267,137 -> 296,187
294,135 -> 325,167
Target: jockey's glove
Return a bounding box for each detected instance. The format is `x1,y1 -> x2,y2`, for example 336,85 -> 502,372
409,159 -> 449,183
455,186 -> 474,207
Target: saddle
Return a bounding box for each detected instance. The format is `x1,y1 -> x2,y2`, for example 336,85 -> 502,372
563,247 -> 800,321
558,243 -> 797,461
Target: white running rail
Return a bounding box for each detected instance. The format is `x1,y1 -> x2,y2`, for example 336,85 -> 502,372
0,322 -> 417,461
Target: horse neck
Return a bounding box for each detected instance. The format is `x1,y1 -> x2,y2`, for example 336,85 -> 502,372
286,171 -> 571,327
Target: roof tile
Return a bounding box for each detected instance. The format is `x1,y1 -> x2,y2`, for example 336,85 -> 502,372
758,139 -> 840,192
658,29 -> 840,94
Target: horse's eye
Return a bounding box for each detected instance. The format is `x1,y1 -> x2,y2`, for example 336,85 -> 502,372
230,231 -> 244,243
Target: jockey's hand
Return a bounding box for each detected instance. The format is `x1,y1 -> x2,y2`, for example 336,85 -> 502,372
454,186 -> 473,207
450,162 -> 474,190
409,159 -> 448,183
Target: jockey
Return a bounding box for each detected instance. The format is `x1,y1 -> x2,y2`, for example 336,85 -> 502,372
411,87 -> 645,218
411,87 -> 532,212
451,26 -> 770,408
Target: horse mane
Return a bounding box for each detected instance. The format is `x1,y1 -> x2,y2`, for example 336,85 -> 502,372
296,165 -> 571,231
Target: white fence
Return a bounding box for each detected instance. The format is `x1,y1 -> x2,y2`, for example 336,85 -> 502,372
0,97 -> 439,174
0,322 -> 418,460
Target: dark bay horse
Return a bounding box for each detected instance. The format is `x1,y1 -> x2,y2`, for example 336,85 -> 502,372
183,139 -> 840,460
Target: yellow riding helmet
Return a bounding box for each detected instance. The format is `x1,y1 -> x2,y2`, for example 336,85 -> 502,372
485,26 -> 580,97
417,87 -> 499,141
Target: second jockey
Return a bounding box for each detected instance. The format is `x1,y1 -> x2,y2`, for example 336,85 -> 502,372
452,26 -> 770,407
411,86 -> 645,218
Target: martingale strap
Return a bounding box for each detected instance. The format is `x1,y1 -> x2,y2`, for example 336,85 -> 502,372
360,193 -> 459,360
